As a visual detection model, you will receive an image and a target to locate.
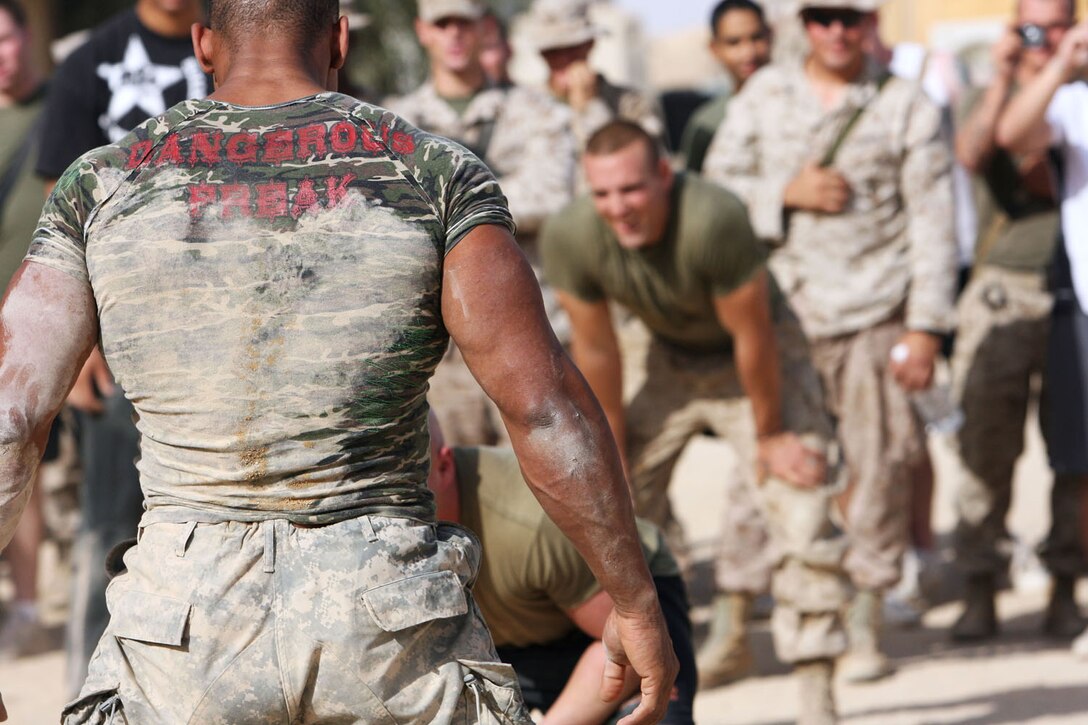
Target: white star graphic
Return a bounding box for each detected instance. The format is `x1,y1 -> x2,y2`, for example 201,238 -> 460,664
97,35 -> 185,130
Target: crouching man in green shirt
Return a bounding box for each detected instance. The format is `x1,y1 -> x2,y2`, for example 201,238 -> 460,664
427,412 -> 696,724
541,119 -> 850,723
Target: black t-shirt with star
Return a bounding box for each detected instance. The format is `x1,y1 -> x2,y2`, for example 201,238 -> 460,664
36,8 -> 210,179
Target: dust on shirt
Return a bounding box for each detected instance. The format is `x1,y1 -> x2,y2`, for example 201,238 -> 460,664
28,92 -> 514,525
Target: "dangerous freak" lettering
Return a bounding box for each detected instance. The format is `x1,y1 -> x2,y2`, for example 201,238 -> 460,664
187,174 -> 358,222
127,121 -> 416,171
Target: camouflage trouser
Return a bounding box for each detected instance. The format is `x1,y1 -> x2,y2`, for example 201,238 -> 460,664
622,306 -> 849,663
808,317 -> 928,592
63,515 -> 532,724
951,266 -> 1083,576
427,237 -> 567,448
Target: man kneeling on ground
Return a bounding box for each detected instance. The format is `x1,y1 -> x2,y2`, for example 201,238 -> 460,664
427,412 -> 697,724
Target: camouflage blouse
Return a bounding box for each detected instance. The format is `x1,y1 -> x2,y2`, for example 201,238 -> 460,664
28,92 -> 514,525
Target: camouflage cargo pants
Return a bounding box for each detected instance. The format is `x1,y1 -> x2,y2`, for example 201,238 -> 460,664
951,266 -> 1083,576
808,317 -> 928,592
622,304 -> 849,663
63,515 -> 532,724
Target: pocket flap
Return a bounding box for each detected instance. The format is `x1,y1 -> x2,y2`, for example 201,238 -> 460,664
362,569 -> 467,632
111,588 -> 191,646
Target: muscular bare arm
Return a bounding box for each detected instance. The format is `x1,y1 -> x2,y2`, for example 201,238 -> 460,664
557,292 -> 627,469
444,225 -> 677,725
0,262 -> 98,553
714,271 -> 825,487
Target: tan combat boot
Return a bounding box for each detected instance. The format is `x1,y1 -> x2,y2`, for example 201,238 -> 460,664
838,589 -> 894,683
696,592 -> 755,688
795,659 -> 837,725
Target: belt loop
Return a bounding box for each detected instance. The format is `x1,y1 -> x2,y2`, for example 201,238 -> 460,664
262,521 -> 276,573
176,522 -> 198,558
362,516 -> 379,543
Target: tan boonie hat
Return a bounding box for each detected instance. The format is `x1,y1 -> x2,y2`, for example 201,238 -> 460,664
798,0 -> 886,11
530,0 -> 600,52
417,0 -> 487,23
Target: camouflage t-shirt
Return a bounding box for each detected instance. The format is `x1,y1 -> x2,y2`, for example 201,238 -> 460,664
27,92 -> 514,525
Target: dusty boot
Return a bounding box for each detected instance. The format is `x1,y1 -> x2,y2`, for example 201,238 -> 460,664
1044,576 -> 1088,639
696,592 -> 755,688
950,574 -> 998,642
795,659 -> 837,725
838,589 -> 894,683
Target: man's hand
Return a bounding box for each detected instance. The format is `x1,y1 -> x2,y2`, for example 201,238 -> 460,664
757,432 -> 828,488
992,26 -> 1022,82
1054,20 -> 1088,82
66,346 -> 115,414
600,606 -> 679,725
565,61 -> 600,112
783,162 -> 850,214
889,331 -> 940,392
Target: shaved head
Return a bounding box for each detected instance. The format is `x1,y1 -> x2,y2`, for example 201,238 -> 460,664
205,0 -> 339,51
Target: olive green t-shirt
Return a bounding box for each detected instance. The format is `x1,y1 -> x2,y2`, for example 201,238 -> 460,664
680,93 -> 730,173
957,88 -> 1059,272
454,446 -> 679,649
0,86 -> 46,291
540,173 -> 765,354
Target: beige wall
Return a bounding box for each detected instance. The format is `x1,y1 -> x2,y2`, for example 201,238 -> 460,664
881,0 -> 1088,45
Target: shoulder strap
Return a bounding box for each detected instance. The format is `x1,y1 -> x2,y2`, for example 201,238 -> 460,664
819,71 -> 893,168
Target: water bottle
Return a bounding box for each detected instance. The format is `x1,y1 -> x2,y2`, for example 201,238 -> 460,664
890,344 -> 964,436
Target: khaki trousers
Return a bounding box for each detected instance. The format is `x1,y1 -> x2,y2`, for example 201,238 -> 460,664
808,317 -> 927,592
951,266 -> 1084,576
622,305 -> 849,663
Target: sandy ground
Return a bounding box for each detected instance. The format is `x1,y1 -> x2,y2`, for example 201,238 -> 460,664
1,413 -> 1085,723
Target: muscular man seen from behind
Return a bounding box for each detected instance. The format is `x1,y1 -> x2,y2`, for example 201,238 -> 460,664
0,1 -> 677,721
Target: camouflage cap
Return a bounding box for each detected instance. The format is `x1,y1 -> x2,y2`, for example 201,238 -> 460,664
798,0 -> 886,11
530,0 -> 600,52
418,0 -> 487,22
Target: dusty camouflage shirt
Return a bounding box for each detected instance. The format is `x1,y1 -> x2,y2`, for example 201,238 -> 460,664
384,82 -> 575,235
565,75 -> 666,151
27,93 -> 514,525
705,60 -> 957,339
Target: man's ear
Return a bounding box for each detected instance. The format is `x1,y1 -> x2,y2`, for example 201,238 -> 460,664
191,23 -> 216,76
331,15 -> 350,71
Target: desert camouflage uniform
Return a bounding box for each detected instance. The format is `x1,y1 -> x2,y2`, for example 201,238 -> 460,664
28,92 -> 530,723
386,82 -> 577,445
706,59 -> 958,591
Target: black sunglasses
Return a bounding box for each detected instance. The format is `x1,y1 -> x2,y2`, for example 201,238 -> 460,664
801,8 -> 866,28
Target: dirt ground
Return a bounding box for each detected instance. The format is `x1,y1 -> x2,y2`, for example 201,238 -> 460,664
1,414 -> 1085,723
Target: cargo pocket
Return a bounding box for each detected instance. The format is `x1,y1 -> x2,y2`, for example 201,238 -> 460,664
110,587 -> 192,647
62,688 -> 127,724
362,569 -> 468,631
456,660 -> 533,725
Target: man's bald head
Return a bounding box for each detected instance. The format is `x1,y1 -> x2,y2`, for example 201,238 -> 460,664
205,0 -> 339,51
